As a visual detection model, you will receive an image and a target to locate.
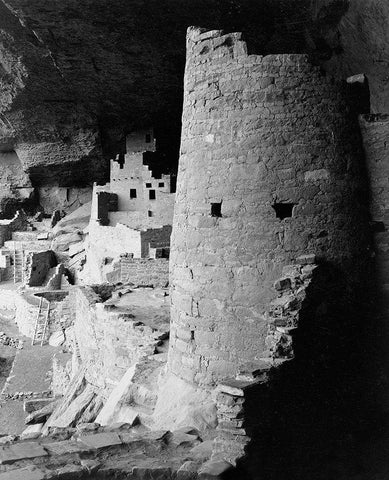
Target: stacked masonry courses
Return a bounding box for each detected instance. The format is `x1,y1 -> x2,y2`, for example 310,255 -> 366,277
167,27 -> 369,386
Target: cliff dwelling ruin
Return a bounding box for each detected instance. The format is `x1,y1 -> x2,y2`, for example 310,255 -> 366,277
0,1 -> 388,479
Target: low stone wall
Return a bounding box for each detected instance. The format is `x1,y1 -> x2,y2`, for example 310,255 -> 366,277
25,251 -> 57,287
106,257 -> 169,287
0,211 -> 28,247
71,286 -> 169,391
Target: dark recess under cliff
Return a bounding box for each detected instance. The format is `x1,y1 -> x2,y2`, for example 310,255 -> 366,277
1,0 -> 387,191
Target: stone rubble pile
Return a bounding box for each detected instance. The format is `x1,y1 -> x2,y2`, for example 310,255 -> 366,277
1,390 -> 52,401
0,332 -> 23,350
265,254 -> 317,359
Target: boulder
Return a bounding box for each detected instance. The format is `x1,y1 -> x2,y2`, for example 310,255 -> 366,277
49,331 -> 65,347
51,232 -> 83,252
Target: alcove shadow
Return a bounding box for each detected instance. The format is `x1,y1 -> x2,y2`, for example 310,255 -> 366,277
236,260 -> 389,480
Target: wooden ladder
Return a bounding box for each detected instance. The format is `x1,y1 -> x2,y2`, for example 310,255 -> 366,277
13,242 -> 24,284
31,297 -> 50,346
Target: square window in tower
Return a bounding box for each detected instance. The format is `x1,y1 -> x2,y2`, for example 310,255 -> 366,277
130,189 -> 137,199
146,183 -> 152,188
211,203 -> 222,217
158,182 -> 164,188
149,190 -> 156,200
272,203 -> 295,220
148,210 -> 153,217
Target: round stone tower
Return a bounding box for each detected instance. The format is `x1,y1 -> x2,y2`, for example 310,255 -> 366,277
167,27 -> 369,387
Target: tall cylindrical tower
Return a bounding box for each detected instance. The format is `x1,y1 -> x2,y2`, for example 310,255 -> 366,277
167,27 -> 369,386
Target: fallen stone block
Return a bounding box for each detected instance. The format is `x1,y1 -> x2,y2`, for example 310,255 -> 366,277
69,241 -> 85,258
198,459 -> 234,479
216,378 -> 262,397
168,431 -> 201,447
190,439 -> 214,460
25,399 -> 60,425
45,367 -> 87,429
177,460 -> 198,480
0,436 -> 16,445
76,422 -> 100,433
0,466 -> 46,480
77,432 -> 122,450
24,398 -> 55,414
80,459 -> 101,474
44,439 -> 92,456
0,442 -> 48,465
20,423 -> 43,440
274,277 -> 291,291
51,384 -> 95,428
53,464 -> 84,477
295,254 -> 316,265
48,330 -> 65,347
132,466 -> 172,478
37,232 -> 49,240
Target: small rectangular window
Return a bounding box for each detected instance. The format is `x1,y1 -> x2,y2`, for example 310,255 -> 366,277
158,182 -> 164,187
211,203 -> 222,217
130,189 -> 137,199
149,189 -> 156,200
145,133 -> 151,143
148,210 -> 153,217
146,183 -> 152,188
272,203 -> 294,220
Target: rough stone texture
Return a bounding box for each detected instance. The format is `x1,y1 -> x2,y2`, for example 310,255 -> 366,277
167,27 -> 369,386
37,186 -> 92,215
106,257 -> 169,287
0,211 -> 27,247
72,286 -> 170,389
312,0 -> 389,113
25,250 -> 56,287
359,114 -> 389,303
0,152 -> 33,215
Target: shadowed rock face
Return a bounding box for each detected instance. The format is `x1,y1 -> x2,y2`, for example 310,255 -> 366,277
0,0 -> 387,192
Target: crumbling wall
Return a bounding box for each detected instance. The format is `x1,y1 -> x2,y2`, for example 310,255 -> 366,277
96,192 -> 118,226
72,287 -> 169,391
359,114 -> 389,304
25,250 -> 57,287
140,225 -> 172,258
167,27 -> 369,387
106,257 -> 169,287
0,210 -> 28,247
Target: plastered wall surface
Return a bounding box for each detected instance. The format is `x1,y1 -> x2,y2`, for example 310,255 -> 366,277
167,28 -> 369,386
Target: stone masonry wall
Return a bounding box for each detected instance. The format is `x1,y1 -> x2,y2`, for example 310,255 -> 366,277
72,287 -> 169,392
359,114 -> 389,307
0,210 -> 28,247
106,257 -> 169,287
25,250 -> 57,287
167,27 -> 369,386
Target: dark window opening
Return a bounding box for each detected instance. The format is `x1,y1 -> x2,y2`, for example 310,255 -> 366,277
158,182 -> 164,188
272,203 -> 295,220
118,153 -> 125,169
145,133 -> 151,143
66,188 -> 70,202
130,189 -> 137,199
149,190 -> 156,200
211,203 -> 222,217
190,330 -> 195,340
146,183 -> 152,188
148,210 -> 153,217
371,221 -> 385,233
